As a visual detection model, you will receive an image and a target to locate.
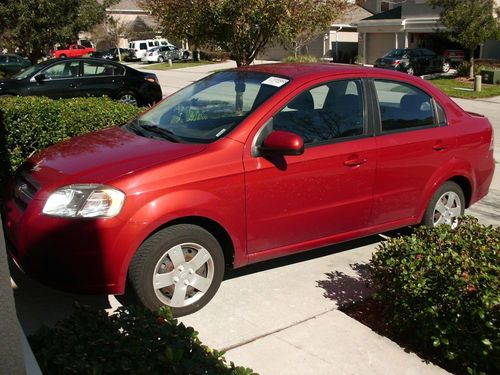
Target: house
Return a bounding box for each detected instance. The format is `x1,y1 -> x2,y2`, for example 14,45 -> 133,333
259,3 -> 372,62
356,0 -> 500,65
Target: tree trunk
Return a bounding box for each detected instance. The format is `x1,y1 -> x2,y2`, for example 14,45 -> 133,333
469,55 -> 474,80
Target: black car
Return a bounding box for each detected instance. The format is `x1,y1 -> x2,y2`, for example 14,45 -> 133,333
91,48 -> 132,61
374,48 -> 451,76
0,54 -> 31,75
0,57 -> 162,106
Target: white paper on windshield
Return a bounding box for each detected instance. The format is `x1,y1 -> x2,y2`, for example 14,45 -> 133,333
262,77 -> 289,87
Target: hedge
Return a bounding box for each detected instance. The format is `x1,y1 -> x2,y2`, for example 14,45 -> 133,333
29,305 -> 257,375
370,216 -> 499,374
0,96 -> 143,184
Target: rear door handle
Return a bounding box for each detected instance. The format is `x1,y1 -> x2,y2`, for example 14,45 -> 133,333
344,158 -> 367,167
433,143 -> 448,151
69,83 -> 79,88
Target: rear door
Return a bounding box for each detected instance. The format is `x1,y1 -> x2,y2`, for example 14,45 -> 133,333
77,60 -> 125,98
369,79 -> 456,226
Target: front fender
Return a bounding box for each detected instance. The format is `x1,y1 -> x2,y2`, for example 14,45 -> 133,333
115,188 -> 246,291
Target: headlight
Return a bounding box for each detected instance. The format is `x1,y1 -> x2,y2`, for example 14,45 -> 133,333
43,184 -> 125,218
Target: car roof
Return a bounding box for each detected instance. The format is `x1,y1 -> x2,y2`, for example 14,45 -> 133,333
230,63 -> 377,80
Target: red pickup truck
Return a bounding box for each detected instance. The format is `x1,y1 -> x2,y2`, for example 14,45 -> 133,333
51,44 -> 95,58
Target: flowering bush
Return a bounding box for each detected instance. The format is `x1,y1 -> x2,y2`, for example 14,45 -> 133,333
370,217 -> 499,374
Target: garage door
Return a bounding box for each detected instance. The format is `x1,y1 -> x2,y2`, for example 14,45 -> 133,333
366,33 -> 395,65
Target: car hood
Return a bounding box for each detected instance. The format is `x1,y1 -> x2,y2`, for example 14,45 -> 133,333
24,126 -> 207,191
0,78 -> 17,90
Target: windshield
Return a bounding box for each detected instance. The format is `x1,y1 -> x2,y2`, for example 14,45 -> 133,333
385,49 -> 407,58
13,64 -> 41,80
125,71 -> 289,143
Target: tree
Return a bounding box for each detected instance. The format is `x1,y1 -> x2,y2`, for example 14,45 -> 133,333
280,0 -> 347,57
142,0 -> 347,66
427,0 -> 500,78
0,0 -> 118,63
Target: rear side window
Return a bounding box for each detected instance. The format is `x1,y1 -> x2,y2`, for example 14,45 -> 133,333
83,61 -> 125,76
374,80 -> 435,132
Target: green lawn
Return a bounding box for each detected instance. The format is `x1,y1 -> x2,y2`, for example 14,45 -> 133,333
144,60 -> 216,70
428,77 -> 500,99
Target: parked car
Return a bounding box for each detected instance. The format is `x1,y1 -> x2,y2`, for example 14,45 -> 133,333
128,39 -> 170,60
141,45 -> 190,63
91,48 -> 132,61
3,64 -> 494,317
0,57 -> 161,106
0,54 -> 31,74
51,44 -> 96,58
442,49 -> 465,66
374,48 -> 451,75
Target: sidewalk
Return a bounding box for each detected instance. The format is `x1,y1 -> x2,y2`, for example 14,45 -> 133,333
11,61 -> 500,375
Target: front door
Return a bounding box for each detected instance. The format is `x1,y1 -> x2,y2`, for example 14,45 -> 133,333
244,78 -> 376,254
25,60 -> 81,98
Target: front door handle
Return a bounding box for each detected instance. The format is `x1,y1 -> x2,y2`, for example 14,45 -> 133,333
344,158 -> 368,167
433,143 -> 448,151
69,83 -> 79,88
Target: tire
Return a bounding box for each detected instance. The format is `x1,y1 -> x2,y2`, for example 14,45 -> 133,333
442,61 -> 451,73
129,224 -> 225,317
423,181 -> 465,229
116,90 -> 139,106
59,54 -> 67,58
158,56 -> 165,63
406,66 -> 415,76
183,51 -> 190,60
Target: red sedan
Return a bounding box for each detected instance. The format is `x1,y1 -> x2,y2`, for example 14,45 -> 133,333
3,64 -> 494,316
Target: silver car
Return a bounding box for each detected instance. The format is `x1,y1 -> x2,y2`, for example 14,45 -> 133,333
142,45 -> 190,63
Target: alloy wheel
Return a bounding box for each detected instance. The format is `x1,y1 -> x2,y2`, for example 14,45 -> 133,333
432,191 -> 462,228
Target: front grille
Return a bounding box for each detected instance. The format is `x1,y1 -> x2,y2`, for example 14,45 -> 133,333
13,172 -> 40,211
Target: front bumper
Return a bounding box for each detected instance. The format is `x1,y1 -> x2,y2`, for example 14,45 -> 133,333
2,177 -> 142,295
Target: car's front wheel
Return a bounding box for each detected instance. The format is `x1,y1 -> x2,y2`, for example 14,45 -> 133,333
129,224 -> 225,317
158,56 -> 165,63
406,65 -> 416,75
423,181 -> 465,228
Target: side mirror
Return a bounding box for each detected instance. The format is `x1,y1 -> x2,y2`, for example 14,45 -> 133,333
259,130 -> 304,156
34,73 -> 46,83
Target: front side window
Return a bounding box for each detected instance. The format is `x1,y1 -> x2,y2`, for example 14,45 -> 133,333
272,79 -> 364,145
374,80 -> 435,132
43,61 -> 80,79
126,71 -> 289,143
139,43 -> 147,50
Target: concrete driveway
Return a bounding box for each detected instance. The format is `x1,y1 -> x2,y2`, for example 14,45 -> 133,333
11,62 -> 500,374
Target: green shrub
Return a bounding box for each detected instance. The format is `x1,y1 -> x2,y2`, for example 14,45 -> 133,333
282,55 -> 319,63
0,96 -> 143,184
29,305 -> 257,375
370,216 -> 499,374
457,59 -> 500,77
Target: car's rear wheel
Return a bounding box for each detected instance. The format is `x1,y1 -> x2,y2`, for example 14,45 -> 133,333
406,65 -> 415,75
60,54 -> 67,58
129,224 -> 225,317
158,56 -> 165,63
183,51 -> 190,60
116,90 -> 139,106
442,61 -> 451,73
423,181 -> 465,229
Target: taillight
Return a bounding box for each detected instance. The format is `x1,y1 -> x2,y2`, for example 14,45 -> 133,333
391,60 -> 401,67
490,127 -> 495,152
145,75 -> 158,84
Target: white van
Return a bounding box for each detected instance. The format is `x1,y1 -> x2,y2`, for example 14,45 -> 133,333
128,39 -> 169,60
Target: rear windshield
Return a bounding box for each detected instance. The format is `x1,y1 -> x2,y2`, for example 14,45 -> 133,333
125,71 -> 290,143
